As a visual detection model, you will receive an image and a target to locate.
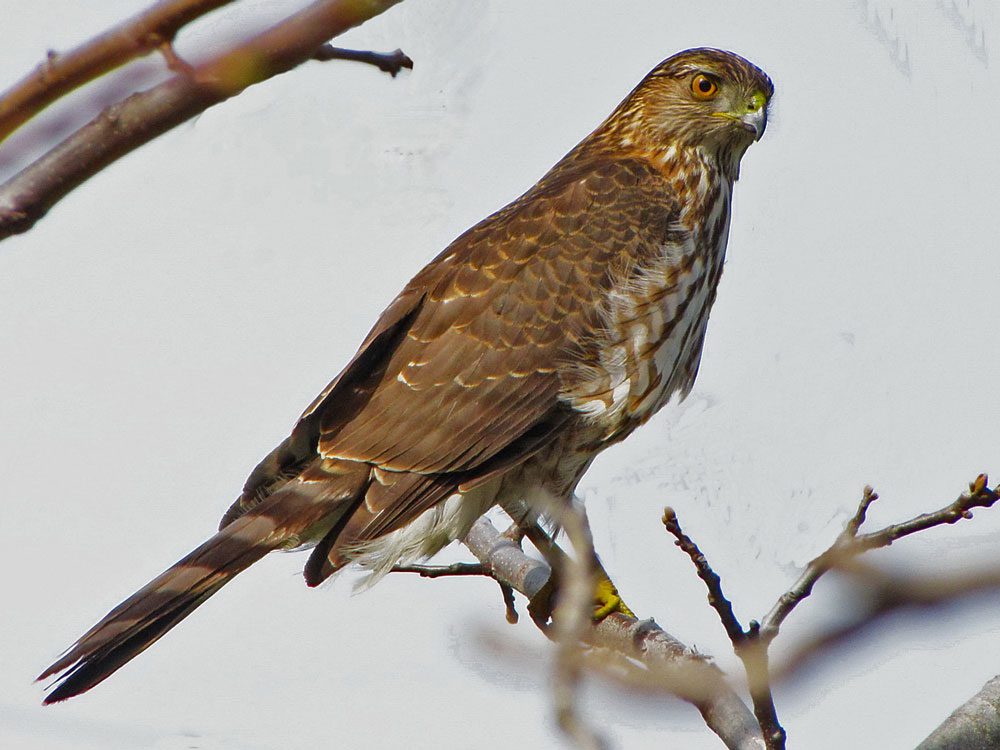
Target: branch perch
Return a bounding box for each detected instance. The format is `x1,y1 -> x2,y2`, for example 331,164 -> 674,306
462,517 -> 765,750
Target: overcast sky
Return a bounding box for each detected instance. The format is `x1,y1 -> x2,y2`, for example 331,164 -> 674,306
2,2 -> 998,748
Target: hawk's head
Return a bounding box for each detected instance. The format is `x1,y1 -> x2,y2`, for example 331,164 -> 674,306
604,48 -> 774,171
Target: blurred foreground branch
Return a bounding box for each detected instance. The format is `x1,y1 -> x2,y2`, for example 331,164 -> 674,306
777,560 -> 1000,679
462,517 -> 765,750
546,502 -> 607,750
0,0 -> 408,241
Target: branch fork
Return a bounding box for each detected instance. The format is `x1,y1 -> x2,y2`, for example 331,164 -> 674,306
663,474 -> 1000,749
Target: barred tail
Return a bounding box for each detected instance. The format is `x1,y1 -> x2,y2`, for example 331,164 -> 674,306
38,467 -> 364,703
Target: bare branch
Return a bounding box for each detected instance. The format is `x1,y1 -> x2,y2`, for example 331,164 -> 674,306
463,517 -> 765,750
498,578 -> 519,624
845,483 -> 879,537
662,507 -> 785,750
0,0 -> 236,144
758,486 -> 880,645
917,675 -> 1000,750
0,0 -> 406,241
761,476 -> 998,643
393,555 -> 523,622
659,476 -> 998,747
852,474 -> 998,552
157,41 -> 196,77
392,562 -> 486,578
662,507 -> 744,645
313,45 -> 413,76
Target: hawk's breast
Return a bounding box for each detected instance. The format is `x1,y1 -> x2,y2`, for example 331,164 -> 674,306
566,178 -> 732,442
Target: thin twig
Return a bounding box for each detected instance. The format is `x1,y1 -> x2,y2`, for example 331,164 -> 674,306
157,41 -> 196,76
391,562 -> 485,578
738,622 -> 784,750
392,559 -> 523,624
0,0 -> 406,241
760,475 -> 998,643
498,579 -> 519,624
852,474 -> 997,551
392,558 -> 521,622
662,507 -> 744,645
845,483 -> 878,536
0,0 -> 236,143
312,44 -> 413,76
758,486 -> 880,645
662,507 -> 785,749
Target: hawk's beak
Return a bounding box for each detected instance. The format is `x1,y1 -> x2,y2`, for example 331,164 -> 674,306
741,92 -> 768,141
742,108 -> 767,141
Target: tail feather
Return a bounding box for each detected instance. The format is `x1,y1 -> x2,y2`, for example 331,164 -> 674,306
39,467 -> 365,703
42,582 -> 223,704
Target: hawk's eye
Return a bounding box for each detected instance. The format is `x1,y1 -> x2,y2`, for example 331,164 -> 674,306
691,74 -> 718,99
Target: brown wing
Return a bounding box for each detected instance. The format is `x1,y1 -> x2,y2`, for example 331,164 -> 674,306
230,156 -> 679,544
314,156 -> 677,475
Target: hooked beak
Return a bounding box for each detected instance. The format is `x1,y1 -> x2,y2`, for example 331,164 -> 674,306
741,107 -> 767,141
741,90 -> 768,141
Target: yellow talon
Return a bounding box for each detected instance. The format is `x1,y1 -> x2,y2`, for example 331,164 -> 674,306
593,575 -> 635,620
527,566 -> 636,626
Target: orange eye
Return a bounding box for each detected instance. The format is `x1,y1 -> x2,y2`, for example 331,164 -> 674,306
691,74 -> 718,99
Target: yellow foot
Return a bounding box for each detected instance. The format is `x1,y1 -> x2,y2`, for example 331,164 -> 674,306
593,574 -> 635,620
528,569 -> 636,627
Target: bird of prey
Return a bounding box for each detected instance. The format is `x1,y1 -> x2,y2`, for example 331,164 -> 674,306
40,47 -> 772,703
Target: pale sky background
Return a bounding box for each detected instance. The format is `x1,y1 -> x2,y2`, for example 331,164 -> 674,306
2,2 -> 999,748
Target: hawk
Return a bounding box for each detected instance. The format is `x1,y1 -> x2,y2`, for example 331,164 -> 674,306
40,47 -> 772,702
